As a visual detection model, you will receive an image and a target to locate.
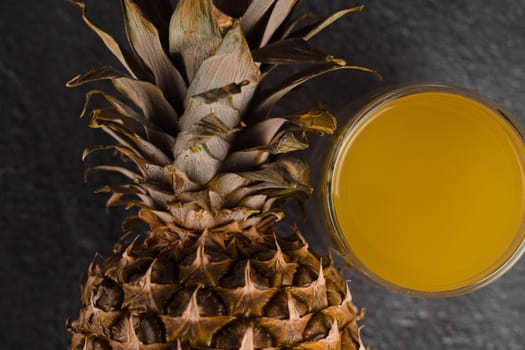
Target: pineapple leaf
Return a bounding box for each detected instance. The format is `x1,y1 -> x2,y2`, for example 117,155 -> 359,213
224,129 -> 310,172
81,90 -> 148,127
81,90 -> 176,155
100,145 -> 167,183
285,108 -> 337,135
253,64 -> 381,120
234,118 -> 287,148
273,11 -> 316,42
113,77 -> 179,134
224,109 -> 333,171
88,123 -> 137,153
291,5 -> 365,41
191,80 -> 251,104
240,0 -> 276,35
209,173 -> 251,202
82,145 -> 125,162
174,24 -> 260,184
140,183 -> 174,209
184,23 -> 260,117
95,184 -> 145,195
241,158 -> 312,196
173,139 -> 224,184
169,0 -> 222,81
252,38 -> 346,65
223,150 -> 270,171
89,108 -> 144,136
193,114 -> 242,138
128,0 -> 172,48
67,64 -> 179,135
163,164 -> 200,192
121,0 -> 187,112
84,165 -> 141,181
260,0 -> 299,47
91,110 -> 172,166
66,64 -> 123,86
245,130 -> 308,154
68,0 -> 149,81
82,145 -> 168,183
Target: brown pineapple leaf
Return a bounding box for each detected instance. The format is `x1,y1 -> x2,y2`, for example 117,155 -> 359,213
183,23 -> 260,124
260,0 -> 299,47
83,90 -> 177,153
253,64 -> 380,120
266,131 -> 308,154
240,0 -> 276,35
89,111 -> 172,165
89,107 -> 143,136
169,0 -> 222,81
68,0 -> 150,80
193,114 -> 242,137
232,108 -> 336,151
80,90 -> 149,129
292,5 -> 365,41
66,64 -> 123,86
172,133 -> 227,184
81,145 -> 128,162
209,173 -> 251,207
67,64 -> 179,134
225,130 -> 308,172
113,145 -> 167,182
88,124 -> 138,158
244,131 -> 308,155
223,150 -> 270,172
95,184 -> 145,196
113,76 -> 179,134
273,11 -> 315,41
240,158 -> 312,197
191,80 -> 251,104
174,24 -> 260,184
225,117 -> 302,170
122,0 -> 187,111
84,165 -> 141,182
237,118 -> 288,147
129,0 -> 173,48
252,37 -> 345,65
286,108 -> 337,135
111,126 -> 172,166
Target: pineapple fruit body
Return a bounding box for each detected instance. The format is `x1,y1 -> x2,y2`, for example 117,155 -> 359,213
69,226 -> 364,349
67,1 -> 374,348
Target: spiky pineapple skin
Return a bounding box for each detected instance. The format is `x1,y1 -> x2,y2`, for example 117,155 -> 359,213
68,224 -> 364,350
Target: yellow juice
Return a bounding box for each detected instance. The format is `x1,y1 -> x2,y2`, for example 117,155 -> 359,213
330,90 -> 525,293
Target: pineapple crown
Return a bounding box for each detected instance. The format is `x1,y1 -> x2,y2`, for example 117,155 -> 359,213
68,0 -> 377,233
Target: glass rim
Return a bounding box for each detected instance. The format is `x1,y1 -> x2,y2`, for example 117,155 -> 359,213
323,83 -> 525,298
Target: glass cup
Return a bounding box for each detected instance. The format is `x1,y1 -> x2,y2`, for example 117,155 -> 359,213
323,84 -> 525,297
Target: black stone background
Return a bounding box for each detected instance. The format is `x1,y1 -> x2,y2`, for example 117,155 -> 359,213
1,0 -> 525,349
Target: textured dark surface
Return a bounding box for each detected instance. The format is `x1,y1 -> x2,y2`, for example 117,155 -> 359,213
1,1 -> 524,349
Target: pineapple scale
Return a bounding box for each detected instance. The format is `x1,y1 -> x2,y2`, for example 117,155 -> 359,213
68,226 -> 365,349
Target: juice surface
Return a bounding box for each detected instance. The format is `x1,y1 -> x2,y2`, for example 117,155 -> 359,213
332,91 -> 525,292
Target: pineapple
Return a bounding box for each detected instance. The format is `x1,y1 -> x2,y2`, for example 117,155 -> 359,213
67,1 -> 376,349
